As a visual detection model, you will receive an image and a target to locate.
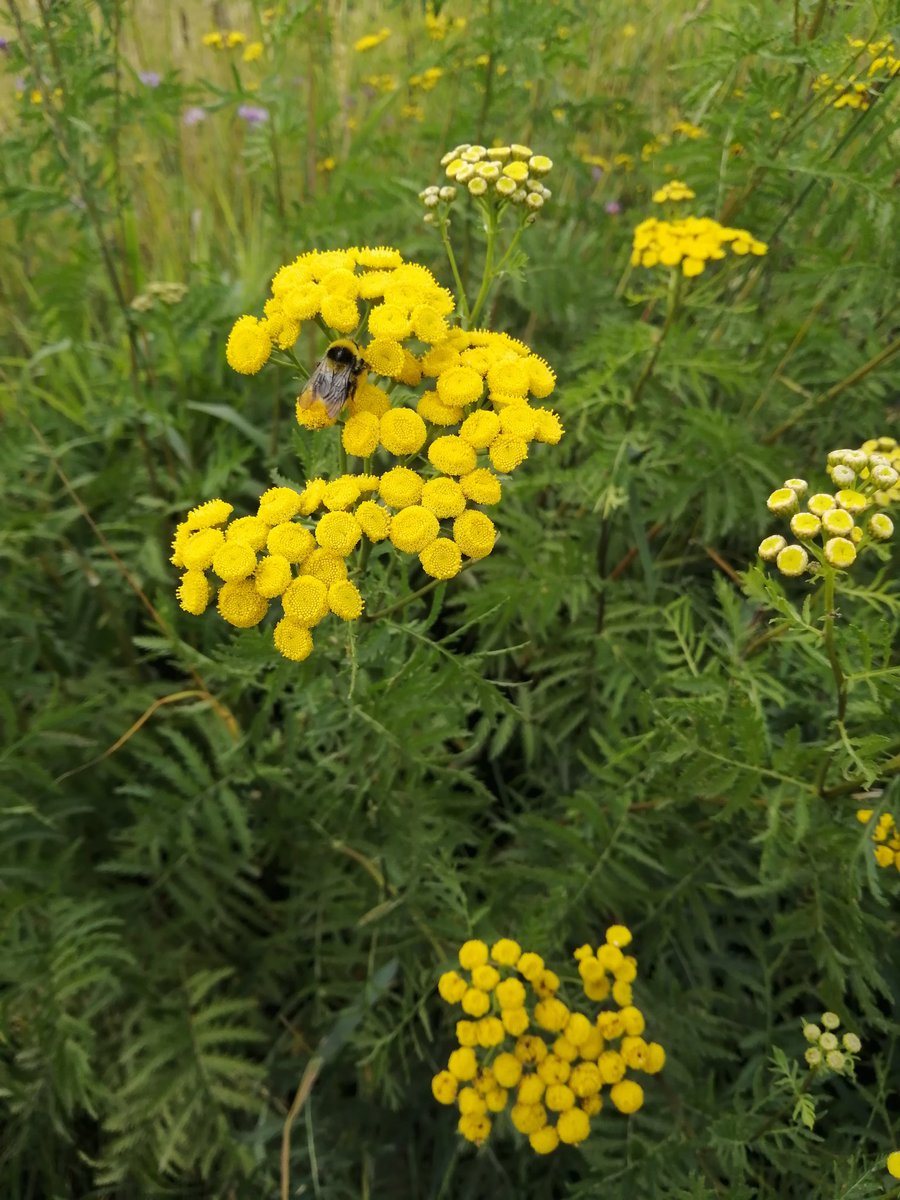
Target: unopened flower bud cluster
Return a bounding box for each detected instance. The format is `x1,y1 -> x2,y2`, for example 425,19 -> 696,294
420,142 -> 553,225
759,437 -> 898,577
801,1011 -> 861,1076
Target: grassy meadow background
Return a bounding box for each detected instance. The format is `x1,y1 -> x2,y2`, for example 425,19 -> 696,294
1,0 -> 899,1196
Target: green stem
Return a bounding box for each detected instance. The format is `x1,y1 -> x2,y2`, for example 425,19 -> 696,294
821,568 -> 847,726
439,213 -> 470,322
629,269 -> 682,411
364,576 -> 445,622
468,205 -> 498,328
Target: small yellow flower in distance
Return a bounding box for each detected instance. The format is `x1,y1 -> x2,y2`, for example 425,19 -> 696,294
789,512 -> 821,539
356,500 -> 392,542
448,1046 -> 478,1081
869,512 -> 894,540
218,579 -> 268,628
502,1007 -> 530,1036
212,541 -> 257,582
255,555 -> 292,598
612,980 -> 633,1007
835,488 -> 868,514
516,952 -> 544,982
328,580 -> 364,621
342,412 -> 380,457
610,1080 -> 644,1114
824,537 -> 856,568
259,486 -> 304,524
461,468 -> 502,505
644,1042 -> 666,1073
226,315 -> 272,374
183,527 -> 226,571
596,943 -> 624,971
315,512 -> 362,555
767,487 -> 799,516
515,1034 -> 548,1066
606,924 -> 633,947
428,435 -> 478,476
186,498 -> 233,530
569,1061 -> 602,1098
458,1112 -> 491,1143
526,1124 -> 558,1154
489,434 -> 529,473
491,937 -> 521,966
619,1005 -> 646,1035
380,408 -> 427,455
537,1055 -> 571,1086
471,964 -> 500,990
431,1070 -> 457,1104
177,570 -> 211,615
458,939 -> 489,970
597,1050 -> 626,1083
282,575 -> 329,626
438,970 -> 468,1003
476,1016 -> 505,1047
776,544 -> 808,577
437,365 -> 484,407
874,845 -> 894,868
545,1083 -> 576,1112
267,523 -> 315,563
616,956 -> 638,982
202,31 -> 223,47
887,1152 -> 900,1180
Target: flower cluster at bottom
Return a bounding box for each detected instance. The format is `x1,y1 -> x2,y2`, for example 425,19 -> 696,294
431,928 -> 664,1154
801,1011 -> 861,1076
856,808 -> 900,872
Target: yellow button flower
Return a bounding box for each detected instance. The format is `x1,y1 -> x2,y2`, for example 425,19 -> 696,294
177,570 -> 211,615
495,978 -> 526,1008
490,937 -> 521,966
460,410 -> 501,449
428,435 -> 478,476
226,515 -> 269,550
273,618 -> 314,662
356,499 -> 392,541
226,315 -> 272,374
183,527 -> 225,571
529,1126 -> 559,1154
186,498 -> 233,530
476,1017 -> 505,1047
217,580 -> 268,628
282,575 -> 329,626
379,466 -> 424,509
437,365 -> 484,406
421,477 -> 466,518
342,412 -> 380,457
267,523 -> 316,563
447,1046 -> 478,1081
489,434 -> 528,473
255,554 -> 293,598
322,477 -> 361,511
380,408 -> 427,455
418,389 -> 464,427
453,510 -> 496,559
610,1079 -> 644,1113
510,1102 -> 547,1134
315,511 -> 362,555
776,544 -> 808,577
212,541 -> 257,582
437,970 -> 467,1003
557,1106 -> 590,1144
501,1007 -> 529,1036
328,580 -> 364,620
390,506 -> 440,553
259,486 -> 304,524
304,549 -> 348,585
824,536 -> 856,568
431,1070 -> 457,1105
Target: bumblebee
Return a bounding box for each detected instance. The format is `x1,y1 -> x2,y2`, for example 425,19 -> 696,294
297,338 -> 366,419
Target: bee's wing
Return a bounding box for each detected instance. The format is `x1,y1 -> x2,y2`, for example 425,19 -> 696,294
298,357 -> 355,418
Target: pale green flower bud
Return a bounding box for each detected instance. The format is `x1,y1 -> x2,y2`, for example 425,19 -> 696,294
758,534 -> 787,561
821,1012 -> 840,1030
802,1023 -> 821,1042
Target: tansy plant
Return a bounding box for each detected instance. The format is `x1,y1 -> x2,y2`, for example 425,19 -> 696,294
431,928 -> 664,1154
171,158 -> 563,664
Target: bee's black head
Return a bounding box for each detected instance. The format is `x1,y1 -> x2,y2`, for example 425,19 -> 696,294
327,341 -> 361,368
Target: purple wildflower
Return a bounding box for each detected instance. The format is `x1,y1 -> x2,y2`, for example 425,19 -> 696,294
238,103 -> 269,125
591,165 -> 604,183
182,106 -> 207,127
138,70 -> 161,88
605,200 -> 622,215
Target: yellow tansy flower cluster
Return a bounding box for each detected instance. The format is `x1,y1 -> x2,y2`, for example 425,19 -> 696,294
652,180 -> 696,204
632,215 -> 767,277
813,37 -> 899,110
856,809 -> 900,872
424,2 -> 466,39
178,247 -> 564,660
201,30 -> 247,50
170,487 -> 366,663
801,1011 -> 862,1075
353,28 -> 391,52
759,438 -> 897,578
432,927 -> 664,1154
422,143 -> 553,217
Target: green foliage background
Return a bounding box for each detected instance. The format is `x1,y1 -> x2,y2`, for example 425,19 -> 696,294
1,0 -> 899,1196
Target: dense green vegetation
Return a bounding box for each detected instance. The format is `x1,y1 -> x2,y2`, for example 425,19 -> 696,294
1,1 -> 898,1196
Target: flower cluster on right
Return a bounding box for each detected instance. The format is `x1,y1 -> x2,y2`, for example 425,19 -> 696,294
812,35 -> 899,110
631,215 -> 767,277
760,437 -> 898,577
802,1011 -> 861,1076
431,927 -> 664,1155
856,808 -> 900,872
